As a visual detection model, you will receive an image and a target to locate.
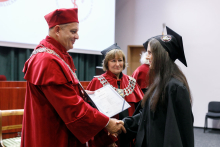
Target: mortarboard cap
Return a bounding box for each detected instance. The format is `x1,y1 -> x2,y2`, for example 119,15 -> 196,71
44,8 -> 79,28
101,43 -> 121,56
143,26 -> 187,67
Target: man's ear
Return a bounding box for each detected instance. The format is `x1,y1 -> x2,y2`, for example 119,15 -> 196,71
54,25 -> 61,36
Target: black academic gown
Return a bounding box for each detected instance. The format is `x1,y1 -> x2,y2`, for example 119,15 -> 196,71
120,78 -> 194,147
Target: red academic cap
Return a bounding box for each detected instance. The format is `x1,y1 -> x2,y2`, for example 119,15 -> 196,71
44,8 -> 79,28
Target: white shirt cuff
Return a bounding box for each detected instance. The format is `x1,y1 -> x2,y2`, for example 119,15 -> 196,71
105,118 -> 110,127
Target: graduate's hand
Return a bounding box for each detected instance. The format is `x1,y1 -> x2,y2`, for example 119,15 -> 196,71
105,118 -> 126,136
85,90 -> 94,95
116,120 -> 124,126
114,120 -> 125,136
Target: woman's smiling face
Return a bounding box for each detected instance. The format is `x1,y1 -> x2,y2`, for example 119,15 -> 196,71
108,54 -> 124,77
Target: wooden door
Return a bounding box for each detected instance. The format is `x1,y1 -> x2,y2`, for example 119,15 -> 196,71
127,45 -> 146,75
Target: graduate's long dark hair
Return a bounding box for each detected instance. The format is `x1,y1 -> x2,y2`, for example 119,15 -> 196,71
141,38 -> 192,111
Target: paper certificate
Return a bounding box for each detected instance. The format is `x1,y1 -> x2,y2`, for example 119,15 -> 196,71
88,84 -> 131,118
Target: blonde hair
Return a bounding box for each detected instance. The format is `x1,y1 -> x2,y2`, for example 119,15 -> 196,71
102,49 -> 127,71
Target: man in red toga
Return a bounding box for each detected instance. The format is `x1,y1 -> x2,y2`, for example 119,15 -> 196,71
21,8 -> 125,147
132,52 -> 150,94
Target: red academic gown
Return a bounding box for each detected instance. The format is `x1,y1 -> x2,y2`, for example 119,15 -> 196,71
131,64 -> 150,90
21,36 -> 110,147
86,71 -> 143,146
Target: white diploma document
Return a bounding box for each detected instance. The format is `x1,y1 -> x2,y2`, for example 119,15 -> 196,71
88,84 -> 131,118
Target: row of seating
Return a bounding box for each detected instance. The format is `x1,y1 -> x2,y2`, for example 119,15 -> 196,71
0,76 -> 6,81
204,101 -> 220,132
0,109 -> 23,147
0,81 -> 26,147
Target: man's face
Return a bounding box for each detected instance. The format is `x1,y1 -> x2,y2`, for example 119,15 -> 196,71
57,22 -> 79,51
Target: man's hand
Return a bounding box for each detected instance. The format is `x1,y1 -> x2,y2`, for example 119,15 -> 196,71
85,90 -> 94,95
81,90 -> 94,101
108,142 -> 118,147
105,118 -> 126,136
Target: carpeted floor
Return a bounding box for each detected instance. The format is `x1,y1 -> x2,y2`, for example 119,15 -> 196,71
194,127 -> 220,147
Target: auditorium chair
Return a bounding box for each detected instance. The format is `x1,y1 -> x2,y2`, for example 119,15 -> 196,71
0,109 -> 23,147
204,101 -> 220,133
0,76 -> 6,81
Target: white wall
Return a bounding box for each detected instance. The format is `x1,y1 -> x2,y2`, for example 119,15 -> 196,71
116,0 -> 220,128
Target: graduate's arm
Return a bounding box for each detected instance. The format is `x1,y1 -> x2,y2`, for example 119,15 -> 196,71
175,85 -> 194,147
134,100 -> 143,115
120,110 -> 142,146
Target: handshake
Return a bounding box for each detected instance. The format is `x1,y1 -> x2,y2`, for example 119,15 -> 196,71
105,118 -> 126,136
86,91 -> 126,136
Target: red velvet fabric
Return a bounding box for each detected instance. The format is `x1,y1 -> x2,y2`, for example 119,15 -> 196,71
132,64 -> 150,89
0,75 -> 6,81
44,8 -> 79,28
21,36 -> 109,147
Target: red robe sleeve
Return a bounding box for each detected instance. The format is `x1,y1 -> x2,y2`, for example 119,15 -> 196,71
40,83 -> 109,144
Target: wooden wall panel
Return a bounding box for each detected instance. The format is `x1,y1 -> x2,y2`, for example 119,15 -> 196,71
81,81 -> 90,89
0,87 -> 26,139
0,88 -> 26,110
0,81 -> 26,87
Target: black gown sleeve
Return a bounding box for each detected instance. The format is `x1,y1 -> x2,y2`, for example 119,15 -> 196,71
174,85 -> 194,147
133,100 -> 143,116
119,110 -> 142,147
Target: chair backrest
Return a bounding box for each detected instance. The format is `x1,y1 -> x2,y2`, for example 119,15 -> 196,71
0,109 -> 24,145
0,75 -> 6,81
208,101 -> 220,113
